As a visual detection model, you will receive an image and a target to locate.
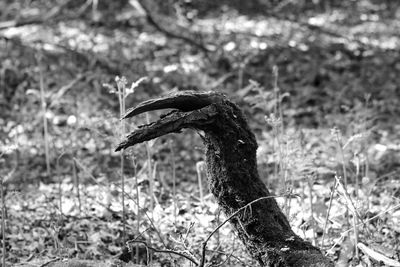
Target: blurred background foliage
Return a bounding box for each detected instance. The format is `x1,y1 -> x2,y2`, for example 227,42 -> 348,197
1,0 -> 399,183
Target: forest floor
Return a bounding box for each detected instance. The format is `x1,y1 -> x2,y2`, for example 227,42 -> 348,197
1,0 -> 400,266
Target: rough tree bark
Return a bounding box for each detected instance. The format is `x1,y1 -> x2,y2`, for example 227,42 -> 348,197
116,91 -> 334,267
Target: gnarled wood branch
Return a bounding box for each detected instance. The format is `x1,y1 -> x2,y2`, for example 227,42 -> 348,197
117,91 -> 333,267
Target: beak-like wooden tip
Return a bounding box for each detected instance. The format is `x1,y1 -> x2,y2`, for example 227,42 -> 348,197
116,91 -> 224,151
122,91 -> 224,119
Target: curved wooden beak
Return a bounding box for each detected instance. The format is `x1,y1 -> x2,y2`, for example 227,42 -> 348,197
116,91 -> 224,151
122,91 -> 224,119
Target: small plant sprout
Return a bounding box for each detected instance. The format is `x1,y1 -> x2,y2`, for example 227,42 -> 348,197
103,76 -> 146,242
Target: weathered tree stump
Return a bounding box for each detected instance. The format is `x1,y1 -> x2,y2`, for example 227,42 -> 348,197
116,91 -> 333,267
